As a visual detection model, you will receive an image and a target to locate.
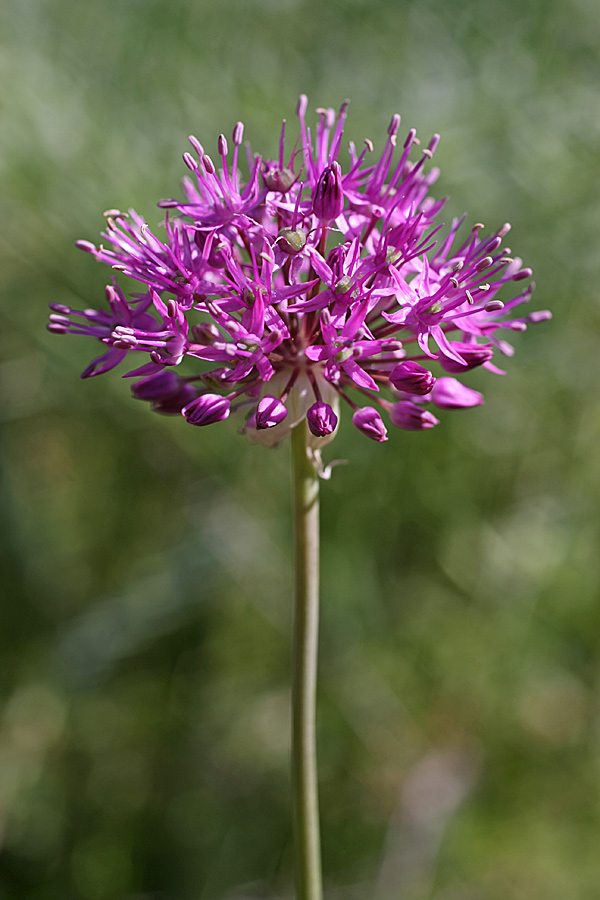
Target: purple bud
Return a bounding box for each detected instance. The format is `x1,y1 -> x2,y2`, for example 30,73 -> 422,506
352,407 -> 388,442
307,402 -> 338,437
255,396 -> 288,430
182,393 -> 230,426
431,377 -> 484,409
389,361 -> 436,395
131,370 -> 181,401
390,401 -> 439,431
440,342 -> 494,373
312,161 -> 344,222
152,384 -> 200,415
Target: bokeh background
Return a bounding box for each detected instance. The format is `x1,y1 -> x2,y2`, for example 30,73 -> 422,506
1,0 -> 599,897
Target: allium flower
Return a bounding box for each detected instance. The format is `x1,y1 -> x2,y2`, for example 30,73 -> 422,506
49,97 -> 550,445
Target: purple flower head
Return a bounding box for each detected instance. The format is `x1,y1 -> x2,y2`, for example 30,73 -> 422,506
51,97 -> 549,448
307,402 -> 338,437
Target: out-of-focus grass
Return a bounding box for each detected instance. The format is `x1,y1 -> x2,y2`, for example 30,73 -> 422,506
1,0 -> 600,898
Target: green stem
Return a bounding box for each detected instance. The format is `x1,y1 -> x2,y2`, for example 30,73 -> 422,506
291,420 -> 323,900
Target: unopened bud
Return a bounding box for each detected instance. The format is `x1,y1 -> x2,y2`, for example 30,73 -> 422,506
278,227 -> 307,254
390,361 -> 436,395
390,401 -> 439,430
312,161 -> 344,222
182,393 -> 230,426
307,402 -> 338,437
352,407 -> 388,442
256,396 -> 288,429
431,378 -> 484,409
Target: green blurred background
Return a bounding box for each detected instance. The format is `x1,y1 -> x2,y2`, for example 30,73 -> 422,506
1,0 -> 599,897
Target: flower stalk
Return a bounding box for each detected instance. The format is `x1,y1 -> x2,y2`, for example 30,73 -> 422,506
291,420 -> 322,900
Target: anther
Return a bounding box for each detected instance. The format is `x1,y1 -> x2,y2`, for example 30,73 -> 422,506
188,136 -> 204,157
388,113 -> 401,137
233,122 -> 244,146
297,94 -> 308,117
513,267 -> 533,281
428,134 -> 440,154
75,240 -> 96,253
183,152 -> 198,171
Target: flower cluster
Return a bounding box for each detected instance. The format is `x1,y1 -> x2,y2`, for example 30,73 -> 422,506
48,96 -> 549,445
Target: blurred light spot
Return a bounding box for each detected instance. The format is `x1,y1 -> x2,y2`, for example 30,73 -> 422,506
518,670 -> 586,745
